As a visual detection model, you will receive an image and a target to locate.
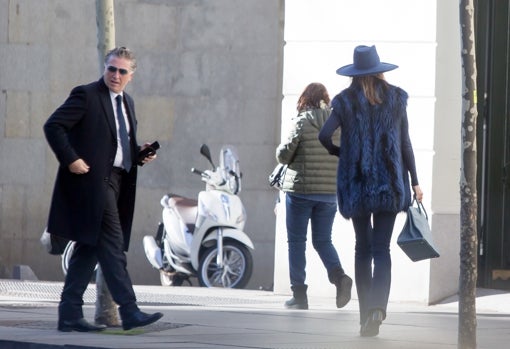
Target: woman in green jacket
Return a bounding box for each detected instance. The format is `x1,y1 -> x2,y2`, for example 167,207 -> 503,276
276,82 -> 352,310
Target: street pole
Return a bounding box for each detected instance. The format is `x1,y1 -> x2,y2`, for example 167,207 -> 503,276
94,0 -> 120,327
459,0 -> 478,348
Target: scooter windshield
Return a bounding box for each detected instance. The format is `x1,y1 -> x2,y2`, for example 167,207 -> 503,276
220,145 -> 241,194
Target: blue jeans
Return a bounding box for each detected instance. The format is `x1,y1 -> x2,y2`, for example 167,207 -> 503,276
351,211 -> 397,325
286,193 -> 341,286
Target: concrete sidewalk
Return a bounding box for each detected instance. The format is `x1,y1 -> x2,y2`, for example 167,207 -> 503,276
0,279 -> 509,349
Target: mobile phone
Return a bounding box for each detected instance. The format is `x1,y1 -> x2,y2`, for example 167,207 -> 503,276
137,141 -> 160,163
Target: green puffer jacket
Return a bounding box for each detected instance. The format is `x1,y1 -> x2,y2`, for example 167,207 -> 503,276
276,106 -> 339,194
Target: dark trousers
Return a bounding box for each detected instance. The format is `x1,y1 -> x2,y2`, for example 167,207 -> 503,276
351,211 -> 397,325
59,169 -> 138,321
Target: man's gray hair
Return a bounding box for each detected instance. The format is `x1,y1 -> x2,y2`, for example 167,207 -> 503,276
104,47 -> 137,72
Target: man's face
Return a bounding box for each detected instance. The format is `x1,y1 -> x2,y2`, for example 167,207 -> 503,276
103,56 -> 133,94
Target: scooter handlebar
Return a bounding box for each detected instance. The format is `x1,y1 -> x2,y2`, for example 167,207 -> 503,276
191,168 -> 215,182
191,168 -> 204,176
191,168 -> 231,191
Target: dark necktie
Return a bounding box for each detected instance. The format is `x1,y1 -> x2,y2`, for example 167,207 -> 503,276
115,95 -> 132,170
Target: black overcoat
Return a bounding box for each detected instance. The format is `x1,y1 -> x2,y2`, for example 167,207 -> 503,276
44,78 -> 139,251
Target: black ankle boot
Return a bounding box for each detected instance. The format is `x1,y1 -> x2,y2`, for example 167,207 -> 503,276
285,285 -> 308,310
328,266 -> 353,308
360,309 -> 384,337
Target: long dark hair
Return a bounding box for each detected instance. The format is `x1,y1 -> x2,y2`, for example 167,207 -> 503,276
297,83 -> 330,112
351,73 -> 389,105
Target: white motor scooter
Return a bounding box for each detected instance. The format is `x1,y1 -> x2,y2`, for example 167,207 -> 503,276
143,144 -> 254,288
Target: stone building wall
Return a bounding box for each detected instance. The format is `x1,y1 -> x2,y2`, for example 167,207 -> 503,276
0,0 -> 284,290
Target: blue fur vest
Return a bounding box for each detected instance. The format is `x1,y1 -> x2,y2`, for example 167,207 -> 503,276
331,84 -> 412,218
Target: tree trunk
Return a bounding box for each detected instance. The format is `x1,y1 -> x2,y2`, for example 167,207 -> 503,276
96,0 -> 116,72
94,266 -> 119,326
459,0 -> 478,348
94,0 -> 119,327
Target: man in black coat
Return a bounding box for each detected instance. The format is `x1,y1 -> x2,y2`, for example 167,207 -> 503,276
44,47 -> 163,332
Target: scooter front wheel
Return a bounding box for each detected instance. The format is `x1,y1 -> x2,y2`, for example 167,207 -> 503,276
198,240 -> 253,288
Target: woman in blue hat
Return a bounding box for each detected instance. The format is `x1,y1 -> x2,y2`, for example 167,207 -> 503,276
319,45 -> 423,337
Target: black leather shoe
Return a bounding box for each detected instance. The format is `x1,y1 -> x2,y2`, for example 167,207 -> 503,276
58,318 -> 107,332
360,309 -> 384,337
122,311 -> 163,330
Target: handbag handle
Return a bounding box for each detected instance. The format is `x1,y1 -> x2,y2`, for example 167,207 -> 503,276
412,195 -> 428,221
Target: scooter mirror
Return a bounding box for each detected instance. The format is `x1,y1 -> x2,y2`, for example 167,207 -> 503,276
200,144 -> 215,168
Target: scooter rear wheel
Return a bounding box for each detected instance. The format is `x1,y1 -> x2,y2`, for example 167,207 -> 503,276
198,240 -> 253,288
61,241 -> 98,280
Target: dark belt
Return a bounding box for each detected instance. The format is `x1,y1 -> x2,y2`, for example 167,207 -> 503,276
112,166 -> 125,174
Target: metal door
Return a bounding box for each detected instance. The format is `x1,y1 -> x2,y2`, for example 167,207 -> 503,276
477,0 -> 510,289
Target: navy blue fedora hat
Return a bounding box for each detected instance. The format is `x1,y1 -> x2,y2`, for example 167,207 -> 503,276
336,45 -> 398,77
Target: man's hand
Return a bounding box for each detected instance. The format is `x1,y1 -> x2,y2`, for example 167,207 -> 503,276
140,143 -> 157,165
69,159 -> 90,174
141,153 -> 157,165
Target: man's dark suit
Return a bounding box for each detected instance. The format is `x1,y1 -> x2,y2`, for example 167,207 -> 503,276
44,77 -> 138,251
44,77 -> 140,321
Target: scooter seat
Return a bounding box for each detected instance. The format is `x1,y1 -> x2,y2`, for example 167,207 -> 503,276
168,195 -> 198,229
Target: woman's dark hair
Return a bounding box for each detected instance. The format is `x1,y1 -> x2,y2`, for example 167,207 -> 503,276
351,73 -> 389,105
297,83 -> 330,112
